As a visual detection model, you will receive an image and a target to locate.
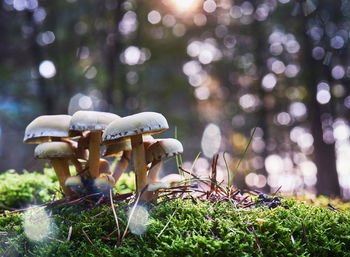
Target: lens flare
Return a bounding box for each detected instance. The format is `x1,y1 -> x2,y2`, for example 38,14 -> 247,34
23,207 -> 51,241
128,205 -> 149,236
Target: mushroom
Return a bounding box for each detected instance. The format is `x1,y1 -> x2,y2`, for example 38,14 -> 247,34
147,174 -> 186,191
93,174 -> 116,195
102,112 -> 168,197
144,138 -> 183,201
98,158 -> 112,175
103,135 -> 154,184
23,115 -> 71,144
65,159 -> 113,195
146,138 -> 183,184
69,111 -> 120,179
65,176 -> 85,195
34,142 -> 76,196
23,114 -> 85,173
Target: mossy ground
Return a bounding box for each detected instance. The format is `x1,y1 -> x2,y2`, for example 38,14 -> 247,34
1,169 -> 350,256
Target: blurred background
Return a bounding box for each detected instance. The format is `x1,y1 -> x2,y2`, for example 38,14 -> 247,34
1,0 -> 350,198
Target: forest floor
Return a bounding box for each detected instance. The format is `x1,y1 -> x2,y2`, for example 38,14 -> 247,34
0,168 -> 350,256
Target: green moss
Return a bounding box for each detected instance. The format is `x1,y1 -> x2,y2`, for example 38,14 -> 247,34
1,170 -> 350,256
0,168 -> 136,209
0,169 -> 59,208
1,197 -> 350,256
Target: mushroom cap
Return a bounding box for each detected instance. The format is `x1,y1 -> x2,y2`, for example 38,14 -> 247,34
103,135 -> 154,157
146,138 -> 183,162
102,112 -> 168,143
94,174 -> 115,193
65,176 -> 83,188
69,111 -> 120,136
24,115 -> 71,144
160,174 -> 185,184
147,174 -> 185,191
65,176 -> 86,194
99,158 -> 111,174
34,142 -> 75,159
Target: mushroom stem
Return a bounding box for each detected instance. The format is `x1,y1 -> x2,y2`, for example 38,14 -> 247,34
112,150 -> 131,183
147,160 -> 162,184
51,159 -> 73,196
142,160 -> 162,202
70,158 -> 83,173
88,131 -> 101,179
131,134 -> 148,195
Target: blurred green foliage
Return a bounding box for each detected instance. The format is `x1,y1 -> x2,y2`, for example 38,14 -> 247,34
0,168 -> 136,209
0,169 -> 59,208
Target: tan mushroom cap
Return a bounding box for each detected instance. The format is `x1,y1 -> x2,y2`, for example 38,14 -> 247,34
69,111 -> 121,136
23,115 -> 71,144
103,135 -> 154,157
34,142 -> 75,159
102,112 -> 168,143
146,138 -> 183,163
94,174 -> 116,190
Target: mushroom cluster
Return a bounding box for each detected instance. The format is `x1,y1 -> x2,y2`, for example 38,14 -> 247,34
24,111 -> 184,202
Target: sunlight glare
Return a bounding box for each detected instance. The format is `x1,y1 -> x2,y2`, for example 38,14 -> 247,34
23,207 -> 51,241
39,60 -> 56,79
201,123 -> 221,158
168,0 -> 201,14
128,205 -> 149,236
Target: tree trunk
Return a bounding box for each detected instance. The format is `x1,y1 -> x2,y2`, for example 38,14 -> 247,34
104,0 -> 127,114
300,23 -> 341,197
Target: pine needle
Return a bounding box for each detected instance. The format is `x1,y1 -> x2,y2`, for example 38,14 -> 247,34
109,189 -> 121,243
120,192 -> 141,243
157,207 -> 177,238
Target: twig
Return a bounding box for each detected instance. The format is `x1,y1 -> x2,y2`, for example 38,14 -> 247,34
120,192 -> 141,243
92,208 -> 112,218
302,222 -> 308,244
328,203 -> 343,213
210,154 -> 219,193
272,186 -> 282,196
250,227 -> 263,255
48,236 -> 64,243
67,226 -> 72,242
157,207 -> 177,238
82,228 -> 94,246
109,189 -> 121,243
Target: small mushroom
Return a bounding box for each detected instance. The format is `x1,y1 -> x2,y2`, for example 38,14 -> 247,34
146,138 -> 183,184
94,174 -> 116,195
65,159 -> 112,195
34,142 -> 75,196
98,158 -> 112,174
147,174 -> 186,191
144,138 -> 183,201
65,176 -> 85,195
23,115 -> 85,173
69,111 -> 120,179
102,112 -> 168,197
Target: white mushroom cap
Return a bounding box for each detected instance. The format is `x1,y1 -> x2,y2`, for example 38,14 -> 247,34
103,135 -> 154,157
24,115 -> 71,144
102,112 -> 168,143
65,176 -> 84,188
34,142 -> 75,159
65,176 -> 86,195
147,174 -> 185,191
69,111 -> 121,136
146,138 -> 183,163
